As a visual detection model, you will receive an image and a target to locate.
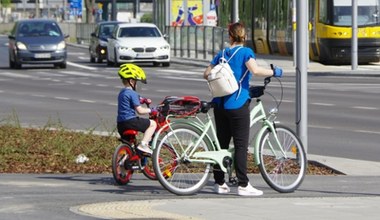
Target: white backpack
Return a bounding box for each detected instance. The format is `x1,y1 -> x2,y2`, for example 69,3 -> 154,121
207,47 -> 248,98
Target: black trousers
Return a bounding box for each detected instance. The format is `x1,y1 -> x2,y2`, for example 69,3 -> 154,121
213,100 -> 250,187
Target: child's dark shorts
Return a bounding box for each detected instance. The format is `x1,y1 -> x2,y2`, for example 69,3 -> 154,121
117,117 -> 150,137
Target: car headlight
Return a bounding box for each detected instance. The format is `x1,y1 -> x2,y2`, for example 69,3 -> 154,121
57,41 -> 66,50
16,42 -> 27,50
160,45 -> 170,50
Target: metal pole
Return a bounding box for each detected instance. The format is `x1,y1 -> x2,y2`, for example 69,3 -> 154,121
296,0 -> 308,152
292,2 -> 296,66
111,0 -> 117,21
232,0 -> 239,23
36,0 -> 40,18
352,0 -> 358,70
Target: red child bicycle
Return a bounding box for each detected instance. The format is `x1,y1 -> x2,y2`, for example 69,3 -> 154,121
112,97 -> 172,185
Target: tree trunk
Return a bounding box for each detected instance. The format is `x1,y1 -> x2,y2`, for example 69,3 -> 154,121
85,0 -> 96,23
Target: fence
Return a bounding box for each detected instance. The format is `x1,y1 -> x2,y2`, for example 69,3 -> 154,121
1,22 -> 228,61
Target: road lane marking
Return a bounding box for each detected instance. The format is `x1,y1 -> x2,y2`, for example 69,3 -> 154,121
0,72 -> 31,78
161,76 -> 204,81
60,70 -> 92,77
66,61 -> 97,71
352,106 -> 378,110
156,69 -> 202,75
55,97 -> 70,100
311,102 -> 335,106
355,130 -> 380,134
79,99 -> 96,103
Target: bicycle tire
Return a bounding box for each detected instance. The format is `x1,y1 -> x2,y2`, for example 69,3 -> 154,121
141,143 -> 176,180
141,157 -> 157,180
152,123 -> 212,195
257,124 -> 307,193
112,144 -> 134,185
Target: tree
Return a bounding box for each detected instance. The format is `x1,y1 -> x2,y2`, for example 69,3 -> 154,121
84,0 -> 96,23
1,0 -> 12,7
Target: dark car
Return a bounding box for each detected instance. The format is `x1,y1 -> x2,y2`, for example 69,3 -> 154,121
89,21 -> 125,63
8,19 -> 69,69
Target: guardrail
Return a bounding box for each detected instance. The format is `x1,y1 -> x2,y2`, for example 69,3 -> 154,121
1,22 -> 228,61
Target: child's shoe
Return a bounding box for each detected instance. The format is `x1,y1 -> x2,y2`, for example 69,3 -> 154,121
136,143 -> 153,156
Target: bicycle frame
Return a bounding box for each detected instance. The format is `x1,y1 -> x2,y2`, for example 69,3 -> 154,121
152,97 -> 287,174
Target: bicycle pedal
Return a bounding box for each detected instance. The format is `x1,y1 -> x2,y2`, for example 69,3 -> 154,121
136,150 -> 152,157
229,177 -> 238,185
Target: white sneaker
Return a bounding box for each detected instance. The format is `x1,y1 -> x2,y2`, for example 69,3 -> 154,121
237,183 -> 263,196
137,143 -> 153,155
213,183 -> 230,194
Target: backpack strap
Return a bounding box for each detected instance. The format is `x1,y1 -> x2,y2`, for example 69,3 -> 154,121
226,46 -> 243,63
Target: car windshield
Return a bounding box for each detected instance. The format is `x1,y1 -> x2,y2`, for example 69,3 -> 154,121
99,24 -> 116,37
17,22 -> 62,37
118,27 -> 161,38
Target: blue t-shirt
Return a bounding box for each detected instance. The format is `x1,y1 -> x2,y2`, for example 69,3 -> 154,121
117,88 -> 141,122
210,46 -> 256,109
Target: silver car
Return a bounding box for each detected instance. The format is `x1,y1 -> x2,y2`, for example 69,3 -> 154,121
8,19 -> 69,69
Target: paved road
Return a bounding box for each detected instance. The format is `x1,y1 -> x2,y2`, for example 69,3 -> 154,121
0,173 -> 379,220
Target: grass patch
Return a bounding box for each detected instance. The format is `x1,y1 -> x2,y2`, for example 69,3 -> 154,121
0,117 -> 339,175
0,119 -> 119,173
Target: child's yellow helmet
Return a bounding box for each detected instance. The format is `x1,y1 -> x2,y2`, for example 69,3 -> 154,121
118,63 -> 147,84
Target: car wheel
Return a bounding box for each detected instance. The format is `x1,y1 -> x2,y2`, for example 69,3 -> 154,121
97,56 -> 103,63
90,55 -> 95,63
9,54 -> 15,69
14,60 -> 22,69
162,62 -> 170,67
60,62 -> 67,69
114,50 -> 119,67
107,55 -> 113,66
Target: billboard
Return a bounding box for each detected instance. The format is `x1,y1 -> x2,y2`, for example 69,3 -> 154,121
171,0 -> 203,26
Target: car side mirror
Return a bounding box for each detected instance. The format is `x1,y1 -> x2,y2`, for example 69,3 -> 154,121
91,32 -> 96,37
64,34 -> 70,39
8,35 -> 15,40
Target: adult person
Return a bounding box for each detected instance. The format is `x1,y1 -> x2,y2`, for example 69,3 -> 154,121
203,22 -> 283,196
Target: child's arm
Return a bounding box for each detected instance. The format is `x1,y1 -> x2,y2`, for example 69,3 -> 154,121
135,105 -> 152,115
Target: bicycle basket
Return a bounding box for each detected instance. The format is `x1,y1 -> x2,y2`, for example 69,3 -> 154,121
158,96 -> 201,118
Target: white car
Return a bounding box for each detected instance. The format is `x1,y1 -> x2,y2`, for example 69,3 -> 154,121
107,23 -> 170,67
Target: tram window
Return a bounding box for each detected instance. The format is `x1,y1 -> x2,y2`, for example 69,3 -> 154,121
319,0 -> 328,23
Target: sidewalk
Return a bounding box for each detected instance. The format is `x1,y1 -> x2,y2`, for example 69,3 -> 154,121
170,54 -> 380,77
72,156 -> 380,220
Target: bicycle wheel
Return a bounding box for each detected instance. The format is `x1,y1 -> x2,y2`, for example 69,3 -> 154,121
258,124 -> 307,193
112,144 -> 134,185
141,157 -> 156,180
153,124 -> 212,195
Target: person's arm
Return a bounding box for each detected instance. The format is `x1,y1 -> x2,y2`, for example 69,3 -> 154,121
245,58 -> 273,77
203,64 -> 214,80
135,105 -> 151,115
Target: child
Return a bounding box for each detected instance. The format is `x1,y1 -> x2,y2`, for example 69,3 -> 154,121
116,63 -> 157,155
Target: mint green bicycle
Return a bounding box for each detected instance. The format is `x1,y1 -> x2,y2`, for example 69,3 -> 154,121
152,77 -> 307,195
